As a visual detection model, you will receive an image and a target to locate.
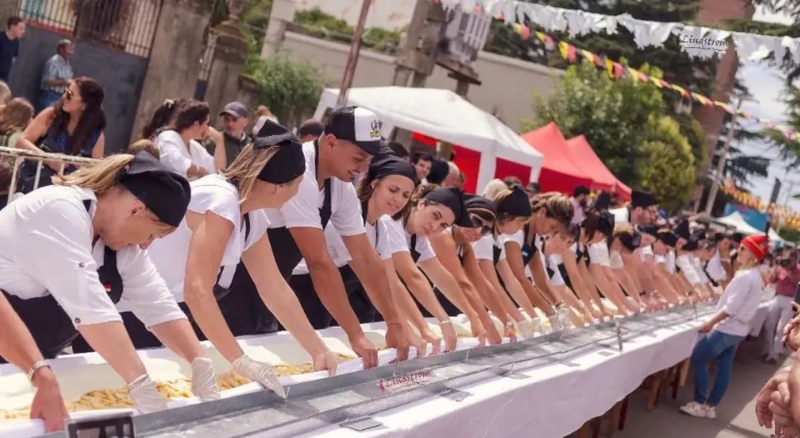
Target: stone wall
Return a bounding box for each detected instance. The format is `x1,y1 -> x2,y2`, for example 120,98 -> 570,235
278,31 -> 563,133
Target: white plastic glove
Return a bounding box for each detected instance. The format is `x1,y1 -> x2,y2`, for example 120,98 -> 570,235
232,355 -> 286,398
127,374 -> 167,414
547,313 -> 562,333
518,318 -> 535,338
191,357 -> 220,402
556,304 -> 572,330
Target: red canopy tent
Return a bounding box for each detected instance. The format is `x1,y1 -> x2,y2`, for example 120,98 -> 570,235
565,135 -> 632,201
521,123 -> 594,194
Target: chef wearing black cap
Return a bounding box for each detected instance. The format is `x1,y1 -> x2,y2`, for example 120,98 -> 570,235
228,107 -> 409,369
145,120 -> 338,396
472,186 -> 540,334
673,220 -> 712,301
395,186 -> 490,342
639,226 -> 686,306
0,152 -> 200,414
611,189 -> 660,303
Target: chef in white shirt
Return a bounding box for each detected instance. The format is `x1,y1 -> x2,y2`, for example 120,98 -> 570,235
224,107 -> 410,369
0,152 -> 217,414
611,189 -> 659,297
147,120 -> 340,397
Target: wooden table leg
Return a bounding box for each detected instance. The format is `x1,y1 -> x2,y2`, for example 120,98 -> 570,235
591,417 -> 602,438
679,359 -> 690,387
648,370 -> 666,412
619,396 -> 630,431
672,364 -> 682,400
576,422 -> 590,438
607,401 -> 622,436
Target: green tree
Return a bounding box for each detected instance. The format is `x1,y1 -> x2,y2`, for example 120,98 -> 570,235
525,60 -> 665,183
763,85 -> 800,167
639,116 -> 697,210
247,54 -> 327,128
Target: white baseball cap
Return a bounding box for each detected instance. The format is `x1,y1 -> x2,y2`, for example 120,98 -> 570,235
324,106 -> 385,156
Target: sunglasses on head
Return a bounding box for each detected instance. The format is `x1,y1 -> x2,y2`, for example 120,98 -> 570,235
470,215 -> 494,236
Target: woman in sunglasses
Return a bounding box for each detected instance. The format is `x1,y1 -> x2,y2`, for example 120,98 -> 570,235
15,77 -> 105,192
428,195 -> 511,344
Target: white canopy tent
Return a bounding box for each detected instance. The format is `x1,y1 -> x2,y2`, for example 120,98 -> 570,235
716,211 -> 787,243
314,87 -> 543,192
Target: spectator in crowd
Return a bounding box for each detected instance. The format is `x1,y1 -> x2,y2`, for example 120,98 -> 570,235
0,97 -> 32,148
763,250 -> 800,363
441,161 -> 461,187
0,80 -> 11,110
38,39 -> 74,112
456,171 -> 466,189
525,181 -> 540,199
503,176 -> 522,188
296,118 -> 324,143
482,178 -> 507,200
386,140 -> 409,160
208,101 -> 250,168
16,77 -> 105,192
411,151 -> 433,182
571,185 -> 591,225
250,104 -> 278,136
154,99 -> 215,179
0,156 -> 12,208
127,139 -> 160,160
0,16 -> 25,83
141,98 -> 187,141
425,156 -> 450,185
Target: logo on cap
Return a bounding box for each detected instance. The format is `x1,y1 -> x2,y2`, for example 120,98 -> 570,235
370,119 -> 381,139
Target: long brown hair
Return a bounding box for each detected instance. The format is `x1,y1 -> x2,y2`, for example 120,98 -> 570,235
53,154 -> 133,195
357,171 -> 417,221
402,183 -> 437,225
50,76 -> 106,155
219,142 -> 280,205
0,97 -> 33,133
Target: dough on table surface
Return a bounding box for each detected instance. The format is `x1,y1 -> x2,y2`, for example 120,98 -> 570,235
0,338 -> 357,420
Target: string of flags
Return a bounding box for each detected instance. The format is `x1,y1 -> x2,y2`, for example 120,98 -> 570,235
720,179 -> 800,231
501,24 -> 798,143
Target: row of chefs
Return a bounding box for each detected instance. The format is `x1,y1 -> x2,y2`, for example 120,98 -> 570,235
0,106 -> 710,428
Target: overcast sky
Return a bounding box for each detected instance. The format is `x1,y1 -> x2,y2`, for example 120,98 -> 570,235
738,6 -> 798,210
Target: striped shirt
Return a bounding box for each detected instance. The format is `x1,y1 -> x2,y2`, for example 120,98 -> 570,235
41,54 -> 73,93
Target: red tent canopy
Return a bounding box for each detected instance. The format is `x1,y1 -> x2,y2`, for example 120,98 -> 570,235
565,135 -> 632,201
522,123 -> 594,194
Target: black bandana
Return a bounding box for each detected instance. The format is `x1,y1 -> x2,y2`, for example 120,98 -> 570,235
368,155 -> 418,184
119,151 -> 191,227
497,185 -> 532,217
253,120 -> 307,184
619,231 -> 641,252
423,187 -> 473,228
464,194 -> 497,224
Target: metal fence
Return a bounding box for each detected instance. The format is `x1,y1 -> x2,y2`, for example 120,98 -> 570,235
0,146 -> 98,207
16,0 -> 162,58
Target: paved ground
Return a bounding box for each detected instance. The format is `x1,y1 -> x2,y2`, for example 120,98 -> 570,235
612,340 -> 788,438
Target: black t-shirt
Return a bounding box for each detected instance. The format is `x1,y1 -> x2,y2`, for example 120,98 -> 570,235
0,32 -> 19,81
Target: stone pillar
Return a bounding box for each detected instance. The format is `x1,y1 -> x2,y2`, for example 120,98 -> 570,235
131,0 -> 211,142
203,0 -> 249,119
0,0 -> 17,28
260,0 -> 295,58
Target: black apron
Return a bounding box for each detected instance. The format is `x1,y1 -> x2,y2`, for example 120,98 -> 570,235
221,141 -> 332,335
520,226 -> 537,266
418,231 -> 461,318
0,200 -> 121,362
346,207 -> 381,323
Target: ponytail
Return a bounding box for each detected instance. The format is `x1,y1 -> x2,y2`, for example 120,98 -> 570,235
53,154 -> 135,195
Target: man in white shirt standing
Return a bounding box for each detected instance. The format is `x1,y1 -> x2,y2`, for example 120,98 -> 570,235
225,107 -> 409,367
570,185 -> 590,225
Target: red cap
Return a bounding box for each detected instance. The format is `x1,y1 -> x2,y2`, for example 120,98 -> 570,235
741,234 -> 769,261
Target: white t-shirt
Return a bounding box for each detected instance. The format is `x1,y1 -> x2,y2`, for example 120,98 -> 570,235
610,250 -> 624,269
587,242 -> 611,267
714,267 -> 764,337
676,254 -> 702,286
265,142 -> 364,238
639,244 -> 654,261
0,185 -> 184,327
548,254 -> 566,286
667,250 -> 677,274
293,215 -> 407,274
472,234 -> 506,262
502,230 -> 541,277
394,218 -> 435,264
706,250 -> 727,282
610,207 -> 629,224
147,175 -> 270,302
155,130 -> 215,178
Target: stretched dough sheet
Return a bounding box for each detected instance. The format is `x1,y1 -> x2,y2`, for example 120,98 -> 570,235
0,324 -> 489,438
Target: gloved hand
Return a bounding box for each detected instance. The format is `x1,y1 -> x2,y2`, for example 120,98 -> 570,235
556,304 -> 572,330
518,318 -> 535,338
547,313 -> 562,333
191,357 -> 220,402
232,355 -> 286,398
127,374 -> 167,414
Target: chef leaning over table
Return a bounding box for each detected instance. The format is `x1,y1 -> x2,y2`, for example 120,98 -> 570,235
145,120 -> 341,397
220,107 -> 411,369
0,152 -> 221,419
